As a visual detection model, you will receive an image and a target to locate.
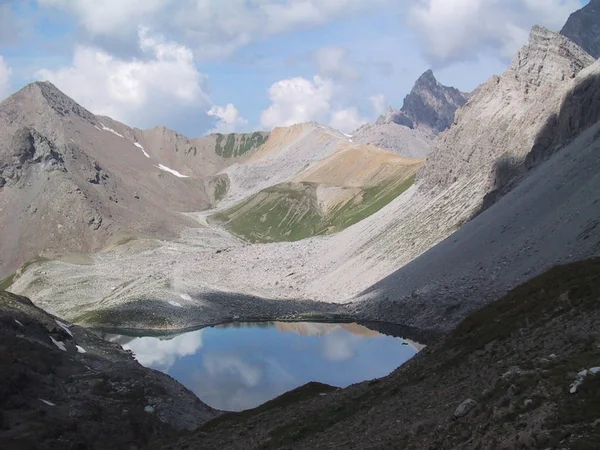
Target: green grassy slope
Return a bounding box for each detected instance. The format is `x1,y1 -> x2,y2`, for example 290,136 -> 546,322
211,175 -> 416,243
214,132 -> 268,158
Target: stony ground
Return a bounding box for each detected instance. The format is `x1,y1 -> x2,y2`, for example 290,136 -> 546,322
153,258 -> 600,450
0,291 -> 218,450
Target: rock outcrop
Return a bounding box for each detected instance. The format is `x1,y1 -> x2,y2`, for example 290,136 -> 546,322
419,26 -> 595,191
0,290 -> 218,449
561,0 -> 600,58
389,69 -> 468,136
353,70 -> 467,157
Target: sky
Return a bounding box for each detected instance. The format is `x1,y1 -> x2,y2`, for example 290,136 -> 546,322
0,0 -> 589,137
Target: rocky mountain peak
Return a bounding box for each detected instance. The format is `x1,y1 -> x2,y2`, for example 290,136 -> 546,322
561,0 -> 600,58
1,81 -> 96,125
375,70 -> 468,136
413,69 -> 437,88
509,26 -> 595,87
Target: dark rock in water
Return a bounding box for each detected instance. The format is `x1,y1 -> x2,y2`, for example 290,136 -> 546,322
561,0 -> 600,58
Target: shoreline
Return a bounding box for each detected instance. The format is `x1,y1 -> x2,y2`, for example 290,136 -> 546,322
89,313 -> 441,345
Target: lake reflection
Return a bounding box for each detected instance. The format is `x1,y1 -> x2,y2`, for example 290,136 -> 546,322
105,322 -> 419,411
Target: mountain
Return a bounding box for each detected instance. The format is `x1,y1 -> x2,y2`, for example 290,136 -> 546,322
420,25 -> 595,191
4,13 -> 600,339
561,0 -> 600,58
388,69 -> 469,135
7,26 -> 600,333
353,70 -> 468,157
0,82 -> 267,277
354,30 -> 600,329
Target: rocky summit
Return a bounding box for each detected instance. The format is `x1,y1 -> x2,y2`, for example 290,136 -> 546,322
1,1 -> 600,449
353,70 -> 467,157
384,69 -> 468,136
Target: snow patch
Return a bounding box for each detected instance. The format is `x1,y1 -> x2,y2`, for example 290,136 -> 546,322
168,300 -> 183,308
76,345 -> 87,354
100,123 -> 125,139
55,319 -> 74,337
155,164 -> 189,178
343,133 -> 353,138
134,142 -> 150,158
14,319 -> 24,327
39,398 -> 55,406
180,294 -> 192,301
50,336 -> 67,352
94,125 -> 101,131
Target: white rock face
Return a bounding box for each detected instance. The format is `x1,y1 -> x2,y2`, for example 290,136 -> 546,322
420,26 -> 595,192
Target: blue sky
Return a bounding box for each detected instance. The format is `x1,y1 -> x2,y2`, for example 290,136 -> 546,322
0,0 -> 590,137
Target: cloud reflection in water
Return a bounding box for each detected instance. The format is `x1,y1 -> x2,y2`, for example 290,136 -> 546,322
113,322 -> 418,411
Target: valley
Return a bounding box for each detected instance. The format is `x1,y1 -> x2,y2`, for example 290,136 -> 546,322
1,1 -> 600,448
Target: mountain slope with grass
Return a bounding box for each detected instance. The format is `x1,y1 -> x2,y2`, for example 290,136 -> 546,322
211,145 -> 422,243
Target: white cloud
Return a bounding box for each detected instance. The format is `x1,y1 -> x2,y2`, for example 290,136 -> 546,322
36,27 -> 210,127
38,0 -> 168,37
407,0 -> 581,65
260,75 -> 335,129
369,94 -> 387,116
260,75 -> 375,133
203,354 -> 263,387
321,333 -> 359,361
313,46 -> 360,81
0,55 -> 11,100
207,103 -> 248,133
123,329 -> 204,371
330,107 -> 369,133
39,0 -> 394,59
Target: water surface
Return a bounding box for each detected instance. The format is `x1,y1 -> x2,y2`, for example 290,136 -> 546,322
105,322 -> 420,411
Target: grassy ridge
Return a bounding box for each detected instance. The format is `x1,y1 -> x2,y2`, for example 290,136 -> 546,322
211,175 -> 416,243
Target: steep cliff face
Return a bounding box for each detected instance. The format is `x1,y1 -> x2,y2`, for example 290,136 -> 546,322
419,26 -> 595,191
561,0 -> 600,58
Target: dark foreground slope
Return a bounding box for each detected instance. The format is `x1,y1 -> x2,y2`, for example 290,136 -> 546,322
0,291 -> 218,450
157,259 -> 600,450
